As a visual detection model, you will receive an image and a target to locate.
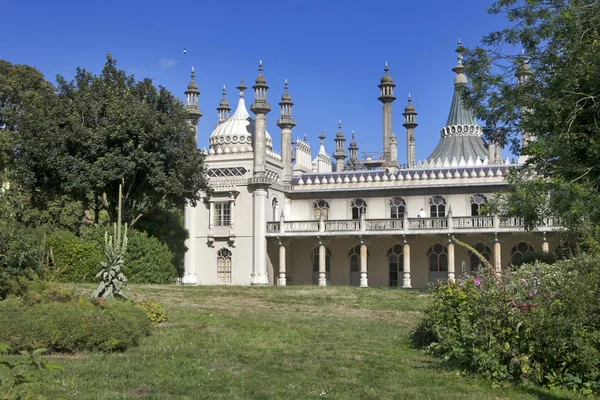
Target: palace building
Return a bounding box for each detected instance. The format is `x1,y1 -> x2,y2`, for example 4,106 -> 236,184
182,47 -> 559,287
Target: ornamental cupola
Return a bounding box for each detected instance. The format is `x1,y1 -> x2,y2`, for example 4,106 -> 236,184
216,85 -> 230,124
185,67 -> 203,122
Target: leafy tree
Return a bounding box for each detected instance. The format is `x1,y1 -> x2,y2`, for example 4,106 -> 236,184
463,0 -> 600,249
12,54 -> 208,226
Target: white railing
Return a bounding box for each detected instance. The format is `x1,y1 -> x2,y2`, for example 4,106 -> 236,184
325,220 -> 361,231
453,216 -> 494,229
266,222 -> 280,233
499,217 -> 524,228
284,221 -> 319,232
408,217 -> 448,230
366,219 -> 404,230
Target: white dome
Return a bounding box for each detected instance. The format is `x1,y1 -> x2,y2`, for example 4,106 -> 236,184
209,93 -> 272,153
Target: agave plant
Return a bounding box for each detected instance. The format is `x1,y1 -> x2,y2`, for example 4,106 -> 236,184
92,184 -> 129,300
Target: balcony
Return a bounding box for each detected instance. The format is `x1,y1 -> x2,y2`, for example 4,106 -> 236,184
265,215 -> 561,237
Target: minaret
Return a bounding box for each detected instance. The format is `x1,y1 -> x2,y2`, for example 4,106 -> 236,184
277,80 -> 295,184
216,85 -> 230,124
333,121 -> 347,172
184,67 -> 203,131
249,61 -> 271,286
402,94 -> 417,168
515,51 -> 532,164
347,130 -> 359,170
378,62 -> 397,167
250,60 -> 271,177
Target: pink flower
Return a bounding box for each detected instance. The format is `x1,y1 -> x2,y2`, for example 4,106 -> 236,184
473,278 -> 481,286
521,279 -> 526,283
529,292 -> 533,297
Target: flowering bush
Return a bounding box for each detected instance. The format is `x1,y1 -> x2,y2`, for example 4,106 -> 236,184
412,255 -> 600,395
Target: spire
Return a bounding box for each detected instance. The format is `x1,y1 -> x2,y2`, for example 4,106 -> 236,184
318,131 -> 327,155
515,49 -> 531,84
217,85 -> 230,124
237,77 -> 247,96
403,94 -> 417,168
184,66 -> 202,121
446,40 -> 476,126
378,62 -> 396,101
250,61 -> 270,114
277,79 -> 295,129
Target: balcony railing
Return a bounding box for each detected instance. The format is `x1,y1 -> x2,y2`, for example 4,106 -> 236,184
265,215 -> 561,235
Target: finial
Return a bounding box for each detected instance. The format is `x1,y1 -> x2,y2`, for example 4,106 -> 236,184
456,39 -> 463,66
319,130 -> 325,143
338,120 -> 342,130
408,93 -> 412,103
352,130 -> 355,140
303,133 -> 307,142
284,79 -> 288,92
222,85 -> 226,97
191,66 -> 195,79
259,60 -> 263,75
237,77 -> 246,97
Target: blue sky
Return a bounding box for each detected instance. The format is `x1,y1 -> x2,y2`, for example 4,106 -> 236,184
2,0 -> 510,163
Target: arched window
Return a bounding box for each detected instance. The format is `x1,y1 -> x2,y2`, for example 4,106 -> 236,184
511,242 -> 535,265
217,248 -> 232,284
388,244 -> 404,287
313,200 -> 329,220
429,196 -> 446,218
428,243 -> 448,283
351,199 -> 367,220
271,197 -> 279,221
348,245 -> 363,286
471,194 -> 487,216
312,247 -> 331,285
469,243 -> 491,272
390,197 -> 405,219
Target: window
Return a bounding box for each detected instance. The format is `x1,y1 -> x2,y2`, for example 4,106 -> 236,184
390,197 -> 405,219
272,197 -> 279,221
312,247 -> 331,285
388,244 -> 404,287
217,248 -> 232,284
471,194 -> 487,216
214,202 -> 231,227
313,200 -> 329,220
511,242 -> 535,265
348,245 -> 363,286
429,196 -> 446,218
428,243 -> 448,282
351,199 -> 367,220
469,243 -> 491,272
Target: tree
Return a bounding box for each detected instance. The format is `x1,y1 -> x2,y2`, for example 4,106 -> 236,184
463,0 -> 600,249
12,54 -> 209,226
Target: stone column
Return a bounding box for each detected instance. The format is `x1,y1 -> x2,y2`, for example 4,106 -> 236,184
278,240 -> 287,286
253,114 -> 267,177
229,193 -> 235,230
251,188 -> 268,285
494,235 -> 502,274
208,201 -> 215,230
402,240 -> 411,288
448,238 -> 455,281
318,243 -> 327,287
359,243 -> 368,288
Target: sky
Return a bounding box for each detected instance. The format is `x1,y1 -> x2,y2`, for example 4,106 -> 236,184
1,0 -> 511,163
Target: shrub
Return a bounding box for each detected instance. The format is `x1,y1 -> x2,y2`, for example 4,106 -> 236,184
83,226 -> 176,284
45,230 -> 103,283
135,299 -> 168,325
412,255 -> 600,395
0,296 -> 152,353
0,220 -> 44,299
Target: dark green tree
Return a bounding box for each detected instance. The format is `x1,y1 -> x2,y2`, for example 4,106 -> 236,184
12,54 -> 208,226
463,0 -> 600,249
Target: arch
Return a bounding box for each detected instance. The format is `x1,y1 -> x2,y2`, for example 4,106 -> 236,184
470,194 -> 487,216
217,248 -> 232,284
312,246 -> 331,285
429,196 -> 446,218
388,244 -> 404,287
313,200 -> 329,220
390,197 -> 406,219
511,241 -> 535,265
469,242 -> 491,272
271,197 -> 279,221
428,243 -> 448,283
348,245 -> 369,286
351,198 -> 367,220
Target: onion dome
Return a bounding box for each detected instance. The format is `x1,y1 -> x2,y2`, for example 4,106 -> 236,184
380,62 -> 393,83
219,86 -> 229,107
404,93 -> 415,112
255,60 -> 266,84
208,80 -> 272,155
336,120 -> 344,138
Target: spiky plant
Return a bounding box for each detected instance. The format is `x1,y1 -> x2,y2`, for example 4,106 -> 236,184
92,184 -> 129,300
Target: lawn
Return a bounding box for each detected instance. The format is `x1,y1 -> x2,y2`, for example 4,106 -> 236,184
5,285 -> 585,399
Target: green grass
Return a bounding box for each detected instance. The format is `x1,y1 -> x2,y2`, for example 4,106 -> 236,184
3,285 -> 586,399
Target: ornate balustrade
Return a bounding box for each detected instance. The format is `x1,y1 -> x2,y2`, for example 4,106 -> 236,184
266,215 -> 561,236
